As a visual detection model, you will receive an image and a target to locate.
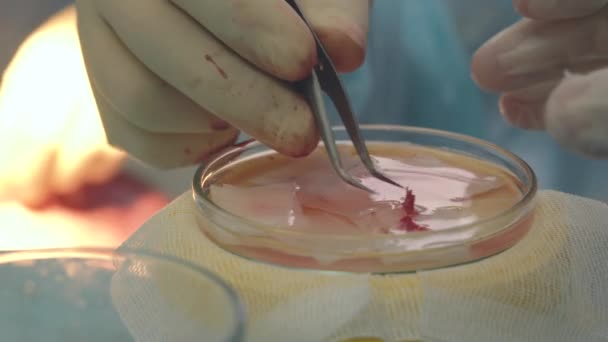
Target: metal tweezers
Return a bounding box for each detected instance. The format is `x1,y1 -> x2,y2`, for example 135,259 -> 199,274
286,0 -> 402,193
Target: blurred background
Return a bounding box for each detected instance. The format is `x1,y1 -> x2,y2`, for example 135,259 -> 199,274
0,0 -> 197,198
0,0 -> 187,250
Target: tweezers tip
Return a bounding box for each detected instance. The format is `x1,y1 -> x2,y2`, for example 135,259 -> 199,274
370,170 -> 404,189
344,177 -> 376,194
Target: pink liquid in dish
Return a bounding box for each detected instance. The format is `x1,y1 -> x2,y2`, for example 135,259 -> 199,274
209,144 -> 524,235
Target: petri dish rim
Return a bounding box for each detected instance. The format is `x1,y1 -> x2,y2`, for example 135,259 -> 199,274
193,125 -> 538,273
0,247 -> 247,342
194,125 -> 537,239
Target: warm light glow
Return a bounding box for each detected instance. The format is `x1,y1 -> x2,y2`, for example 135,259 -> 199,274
0,6 -> 125,206
0,173 -> 169,251
0,201 -> 123,251
0,6 -> 135,250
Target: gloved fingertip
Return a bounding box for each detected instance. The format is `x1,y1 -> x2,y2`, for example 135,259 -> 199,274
514,0 -> 608,20
271,124 -> 320,158
284,130 -> 320,157
271,35 -> 318,82
471,40 -> 505,92
499,95 -> 546,130
260,104 -> 320,158
210,118 -> 232,131
296,0 -> 369,73
545,73 -> 608,158
512,0 -> 533,17
545,74 -> 590,140
317,23 -> 367,73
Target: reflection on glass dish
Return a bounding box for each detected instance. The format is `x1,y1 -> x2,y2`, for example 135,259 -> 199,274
0,248 -> 245,342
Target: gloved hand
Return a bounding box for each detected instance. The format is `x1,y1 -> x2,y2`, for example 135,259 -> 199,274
472,0 -> 608,158
0,6 -> 125,207
75,0 -> 371,168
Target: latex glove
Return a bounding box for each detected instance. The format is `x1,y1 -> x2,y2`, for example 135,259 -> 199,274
472,0 -> 608,158
0,6 -> 125,207
75,0 -> 371,168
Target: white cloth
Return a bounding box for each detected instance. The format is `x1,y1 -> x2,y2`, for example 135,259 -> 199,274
112,190 -> 608,341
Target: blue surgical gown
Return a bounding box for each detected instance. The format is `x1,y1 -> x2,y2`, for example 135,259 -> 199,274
330,0 -> 608,202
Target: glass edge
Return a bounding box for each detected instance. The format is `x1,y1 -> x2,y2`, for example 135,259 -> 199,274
0,246 -> 247,342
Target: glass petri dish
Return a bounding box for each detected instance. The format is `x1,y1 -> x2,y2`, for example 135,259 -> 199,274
193,125 -> 537,274
0,247 -> 245,342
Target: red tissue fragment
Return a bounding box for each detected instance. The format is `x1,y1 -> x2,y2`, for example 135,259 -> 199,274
398,188 -> 429,232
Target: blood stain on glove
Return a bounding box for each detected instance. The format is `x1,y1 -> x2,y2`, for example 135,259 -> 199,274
210,118 -> 231,131
204,54 -> 228,80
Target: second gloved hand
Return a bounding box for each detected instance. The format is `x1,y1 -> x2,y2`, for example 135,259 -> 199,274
75,0 -> 371,168
472,0 -> 608,158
